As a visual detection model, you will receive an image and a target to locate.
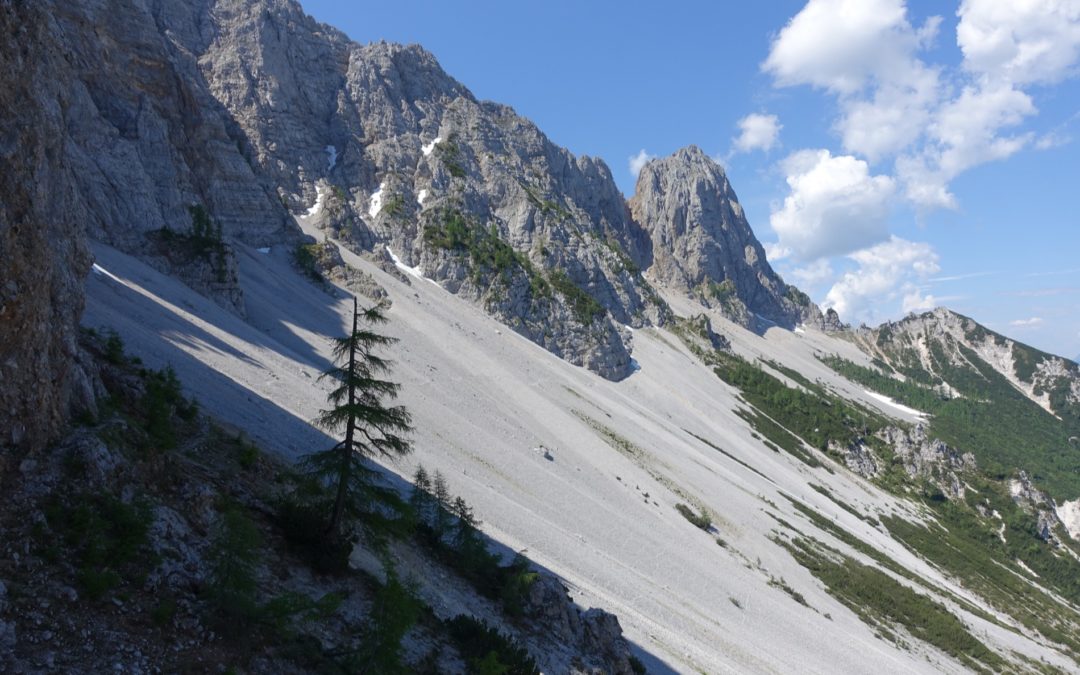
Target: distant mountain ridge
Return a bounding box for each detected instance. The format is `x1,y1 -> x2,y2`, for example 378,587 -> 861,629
847,307 -> 1080,499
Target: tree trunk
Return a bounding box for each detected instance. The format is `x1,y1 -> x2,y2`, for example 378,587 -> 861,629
329,297 -> 359,537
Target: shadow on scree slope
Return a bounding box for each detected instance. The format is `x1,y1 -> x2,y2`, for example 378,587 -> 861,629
82,241 -> 679,674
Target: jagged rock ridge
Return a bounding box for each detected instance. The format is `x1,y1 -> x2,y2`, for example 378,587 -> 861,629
859,307 -> 1080,418
33,0 -> 683,380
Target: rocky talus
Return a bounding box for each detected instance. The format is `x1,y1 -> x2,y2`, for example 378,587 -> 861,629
630,146 -> 831,331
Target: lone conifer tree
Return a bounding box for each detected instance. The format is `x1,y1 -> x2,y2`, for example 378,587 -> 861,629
305,297 -> 413,537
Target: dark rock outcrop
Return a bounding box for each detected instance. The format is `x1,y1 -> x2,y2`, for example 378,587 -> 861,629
0,2 -> 92,457
525,574 -> 636,674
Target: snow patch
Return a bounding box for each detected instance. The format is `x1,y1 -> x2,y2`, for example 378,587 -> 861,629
1055,498 -> 1080,541
863,389 -> 926,419
325,145 -> 337,171
793,326 -> 806,335
368,182 -> 385,219
421,137 -> 442,156
386,245 -> 426,281
256,247 -> 271,254
417,188 -> 428,205
304,185 -> 328,218
90,263 -> 121,283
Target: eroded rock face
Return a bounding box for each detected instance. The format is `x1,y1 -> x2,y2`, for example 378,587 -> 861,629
44,0 -> 292,249
199,15 -> 668,378
877,425 -> 975,498
834,440 -> 880,478
38,0 -> 671,379
1010,471 -> 1070,545
0,2 -> 92,458
629,146 -> 825,330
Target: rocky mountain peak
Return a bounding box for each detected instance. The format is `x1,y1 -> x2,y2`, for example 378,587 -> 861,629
629,146 -> 825,330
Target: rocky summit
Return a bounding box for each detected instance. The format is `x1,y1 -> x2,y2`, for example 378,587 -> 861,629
631,146 -> 832,331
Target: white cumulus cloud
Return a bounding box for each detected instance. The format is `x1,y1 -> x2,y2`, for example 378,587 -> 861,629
628,149 -> 655,178
899,82 -> 1036,208
791,259 -> 835,287
763,0 -> 921,94
763,242 -> 792,262
823,236 -> 940,324
766,0 -> 1080,212
764,0 -> 943,164
902,289 -> 938,314
770,149 -> 895,261
733,113 -> 782,153
958,0 -> 1080,86
1010,316 -> 1044,327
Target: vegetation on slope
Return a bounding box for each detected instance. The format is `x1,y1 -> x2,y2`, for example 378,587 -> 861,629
4,326 -> 636,673
774,535 -> 1005,672
820,346 -> 1080,499
673,322 -> 885,469
671,317 -> 1080,667
424,208 -> 606,323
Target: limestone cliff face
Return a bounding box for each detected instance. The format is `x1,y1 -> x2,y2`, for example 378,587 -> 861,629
630,147 -> 828,331
45,0 -> 292,249
7,0 -> 674,379
7,0 -> 830,385
185,2 -> 668,378
0,2 -> 91,456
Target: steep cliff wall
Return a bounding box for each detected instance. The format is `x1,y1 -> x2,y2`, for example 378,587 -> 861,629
0,2 -> 91,457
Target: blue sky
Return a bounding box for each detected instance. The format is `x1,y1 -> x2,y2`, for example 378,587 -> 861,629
301,0 -> 1080,360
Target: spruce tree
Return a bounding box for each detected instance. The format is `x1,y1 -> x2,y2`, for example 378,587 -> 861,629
304,297 -> 413,538
432,470 -> 451,538
409,465 -> 433,528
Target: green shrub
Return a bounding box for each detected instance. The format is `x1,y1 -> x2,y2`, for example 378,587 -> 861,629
104,330 -> 126,364
208,507 -> 263,628
275,497 -> 353,574
411,470 -> 539,616
446,615 -> 539,675
43,491 -> 154,600
675,503 -> 711,531
380,194 -> 405,217
350,567 -> 423,674
293,244 -> 323,282
548,270 -> 604,323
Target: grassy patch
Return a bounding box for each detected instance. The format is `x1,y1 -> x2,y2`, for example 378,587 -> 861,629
883,490 -> 1080,658
835,325 -> 1080,500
